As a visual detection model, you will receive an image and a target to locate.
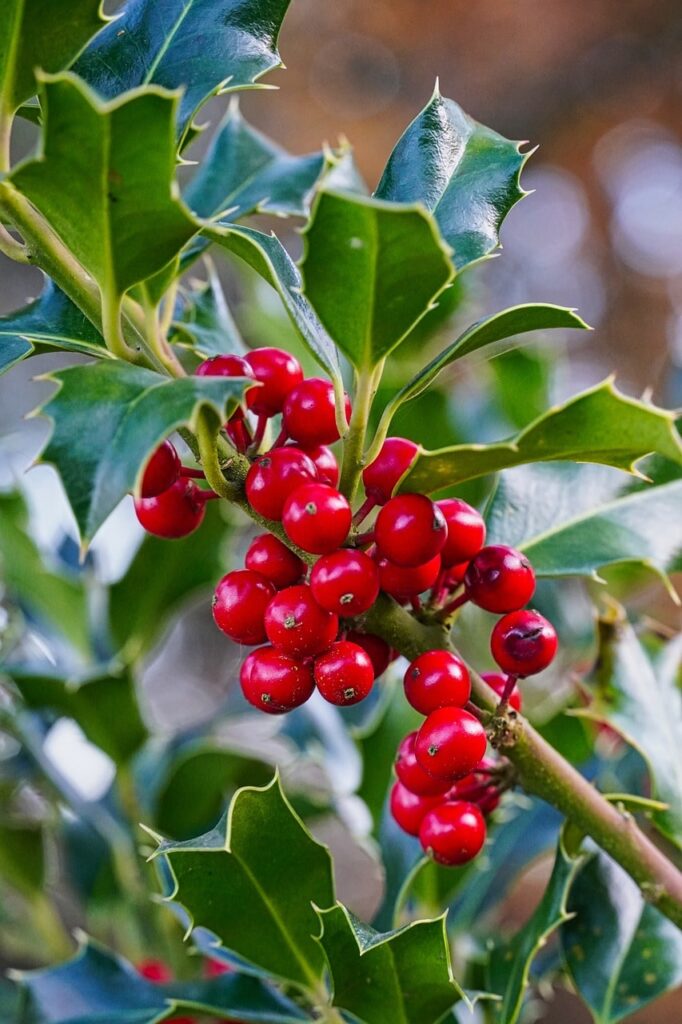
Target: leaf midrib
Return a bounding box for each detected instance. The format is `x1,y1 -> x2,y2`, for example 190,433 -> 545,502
144,1 -> 195,85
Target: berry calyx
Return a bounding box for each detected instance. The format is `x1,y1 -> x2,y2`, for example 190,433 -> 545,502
346,630 -> 393,678
404,650 -> 471,716
134,479 -> 206,538
140,440 -> 180,498
394,732 -> 452,796
464,545 -> 535,613
300,444 -> 339,487
240,646 -> 314,714
244,347 -> 303,416
481,671 -> 522,711
390,782 -> 441,837
376,553 -> 442,600
282,377 -> 351,446
264,584 -> 338,658
245,447 -> 317,520
245,533 -> 305,589
282,483 -> 351,554
375,493 -> 447,567
437,498 -> 486,566
490,609 -> 558,676
419,801 -> 486,865
310,549 -> 379,616
313,640 -> 374,706
414,707 -> 487,780
212,569 -> 276,645
362,437 -> 419,505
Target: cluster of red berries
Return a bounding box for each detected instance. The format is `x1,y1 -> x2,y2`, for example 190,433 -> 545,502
138,957 -> 240,1024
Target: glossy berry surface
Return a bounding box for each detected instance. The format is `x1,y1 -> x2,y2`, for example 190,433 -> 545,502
377,553 -> 441,600
245,533 -> 304,589
282,482 -> 351,554
212,569 -> 275,645
464,545 -> 535,613
301,444 -> 339,487
140,440 -> 180,498
195,354 -> 255,420
394,732 -> 451,796
362,437 -> 419,505
404,650 -> 471,716
491,609 -> 558,676
245,347 -> 303,416
390,782 -> 441,837
346,631 -> 393,678
313,640 -> 374,706
240,646 -> 314,714
245,447 -> 317,520
481,671 -> 523,711
437,498 -> 486,566
264,584 -> 338,658
282,377 -> 351,446
414,707 -> 487,780
134,479 -> 206,538
419,801 -> 486,865
310,549 -> 379,616
375,493 -> 447,567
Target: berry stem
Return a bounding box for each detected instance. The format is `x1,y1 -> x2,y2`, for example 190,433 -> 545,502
271,425 -> 289,450
352,495 -> 376,527
249,413 -> 269,455
441,591 -> 470,618
410,595 -> 422,615
179,467 -> 205,479
497,673 -> 519,709
351,530 -> 375,548
194,489 -> 220,503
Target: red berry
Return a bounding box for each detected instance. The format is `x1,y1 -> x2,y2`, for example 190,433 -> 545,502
362,437 -> 419,505
394,732 -> 451,796
264,584 -> 338,658
203,958 -> 232,978
375,494 -> 447,567
240,645 -> 314,714
437,498 -> 486,566
414,707 -> 487,780
390,781 -> 441,836
138,958 -> 172,983
282,483 -> 351,554
245,533 -> 305,589
310,550 -> 379,616
481,671 -> 522,711
490,610 -> 557,677
346,630 -> 393,678
404,650 -> 471,716
377,554 -> 441,601
445,561 -> 469,587
477,789 -> 501,815
195,354 -> 255,420
282,377 -> 351,446
301,444 -> 339,487
245,347 -> 303,416
134,479 -> 206,538
313,640 -> 374,706
140,440 -> 180,498
464,545 -> 535,613
245,448 -> 317,520
212,569 -> 276,645
419,801 -> 486,865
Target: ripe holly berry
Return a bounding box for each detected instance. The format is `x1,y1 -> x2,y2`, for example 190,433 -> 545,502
264,584 -> 338,658
240,646 -> 314,714
362,437 -> 419,505
419,801 -> 486,865
244,347 -> 303,416
464,545 -> 535,613
310,550 -> 379,616
140,440 -> 180,498
301,444 -> 339,487
195,353 -> 255,418
445,561 -> 470,587
245,447 -> 317,520
390,782 -> 441,837
313,640 -> 374,706
346,630 -> 393,678
414,707 -> 487,780
282,483 -> 351,554
282,377 -> 351,446
437,498 -> 486,566
404,650 -> 471,716
377,553 -> 442,601
138,958 -> 173,983
394,732 -> 452,796
481,671 -> 523,711
375,494 -> 447,567
245,533 -> 305,589
212,569 -> 276,645
491,609 -> 558,677
134,479 -> 206,538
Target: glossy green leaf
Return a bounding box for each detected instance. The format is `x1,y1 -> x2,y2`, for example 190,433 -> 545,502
402,380 -> 682,493
173,265 -> 246,357
37,360 -> 250,542
74,0 -> 291,134
299,190 -> 454,369
151,775 -> 334,989
375,85 -> 527,269
316,903 -> 465,1024
561,849 -> 682,1023
0,823 -> 44,896
0,0 -> 106,113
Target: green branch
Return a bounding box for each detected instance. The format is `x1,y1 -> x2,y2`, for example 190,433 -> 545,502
339,360 -> 384,502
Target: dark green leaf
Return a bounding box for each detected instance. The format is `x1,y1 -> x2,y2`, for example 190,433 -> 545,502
375,85 -> 527,269
0,823 -> 44,895
173,264 -> 246,357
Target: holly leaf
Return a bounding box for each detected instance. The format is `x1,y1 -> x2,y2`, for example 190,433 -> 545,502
172,265 -> 246,357
299,190 -> 454,369
74,0 -> 291,135
0,823 -> 44,896
36,360 -> 251,543
375,84 -> 528,269
150,775 -> 334,990
316,903 -> 465,1024
561,849 -> 682,1023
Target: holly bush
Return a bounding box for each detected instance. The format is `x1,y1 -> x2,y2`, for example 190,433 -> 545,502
1,2 -> 682,1023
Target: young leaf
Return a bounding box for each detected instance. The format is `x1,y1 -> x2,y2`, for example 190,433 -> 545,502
299,190 -> 454,370
173,266 -> 246,357
561,849 -> 682,1023
36,360 -> 251,543
315,903 -> 465,1024
150,775 -> 334,989
375,85 -> 527,269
